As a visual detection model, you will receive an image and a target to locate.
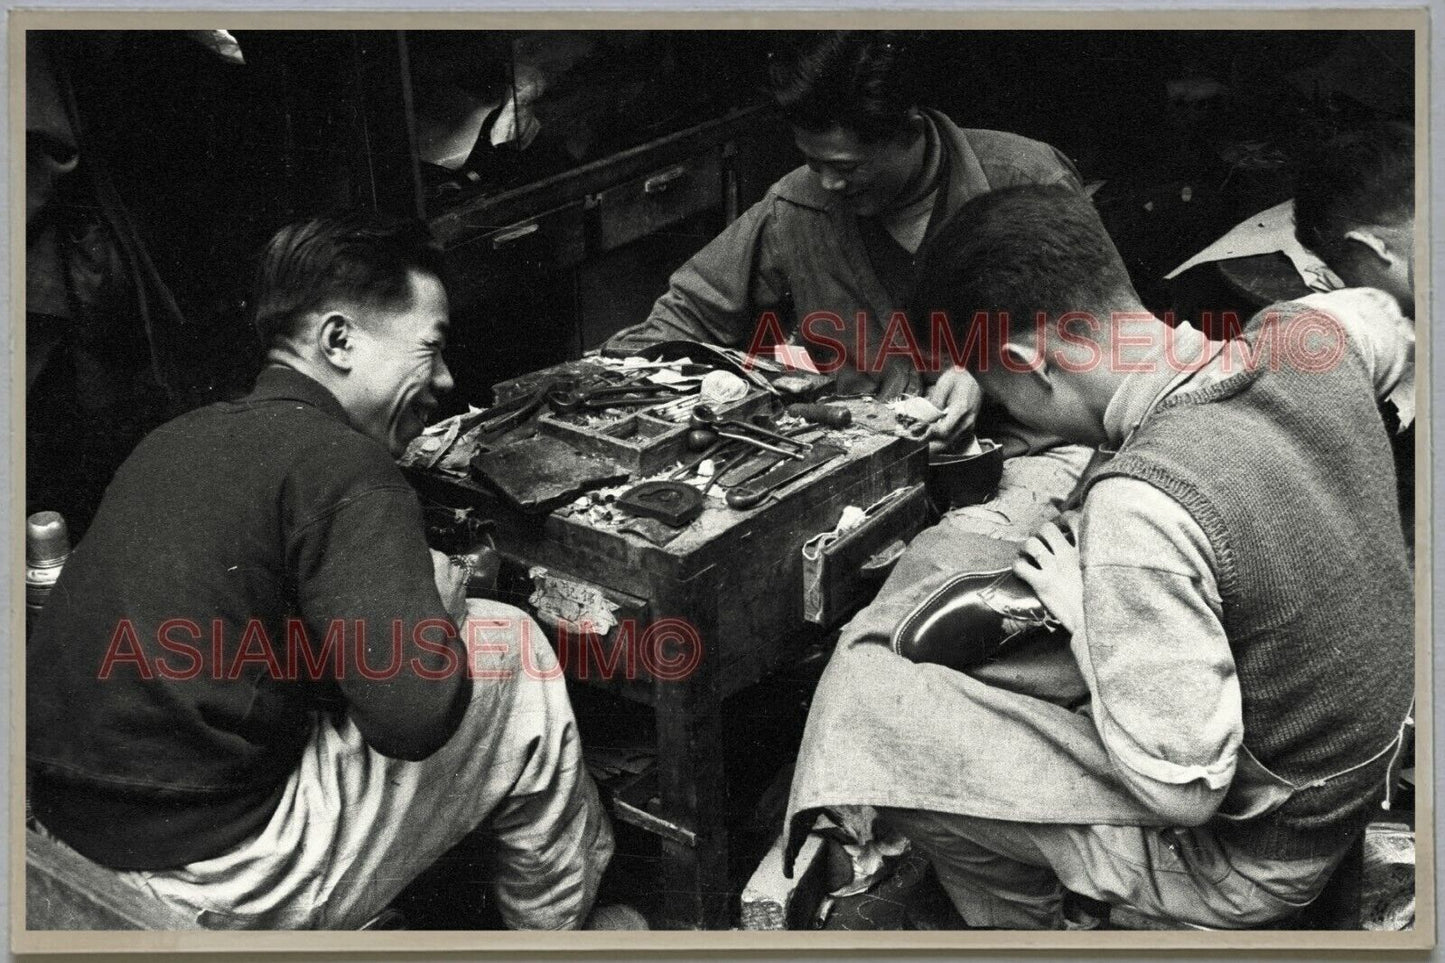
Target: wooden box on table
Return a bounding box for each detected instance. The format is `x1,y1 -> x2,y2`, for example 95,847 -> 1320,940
408,374 -> 928,929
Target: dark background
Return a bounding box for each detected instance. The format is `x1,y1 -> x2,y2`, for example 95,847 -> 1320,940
26,28 -> 1414,531
23,28 -> 1417,928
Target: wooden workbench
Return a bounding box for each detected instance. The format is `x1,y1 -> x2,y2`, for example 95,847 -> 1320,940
410,409 -> 927,928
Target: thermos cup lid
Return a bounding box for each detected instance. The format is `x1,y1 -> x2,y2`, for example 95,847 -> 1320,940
26,511 -> 71,568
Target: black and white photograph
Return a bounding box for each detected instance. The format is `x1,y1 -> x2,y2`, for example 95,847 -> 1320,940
13,10 -> 1431,952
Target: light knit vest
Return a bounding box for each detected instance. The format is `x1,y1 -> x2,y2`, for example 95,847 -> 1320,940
1086,317 -> 1413,859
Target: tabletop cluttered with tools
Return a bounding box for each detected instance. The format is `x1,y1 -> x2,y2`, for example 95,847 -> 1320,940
398,346 -> 966,928
402,348 -> 945,560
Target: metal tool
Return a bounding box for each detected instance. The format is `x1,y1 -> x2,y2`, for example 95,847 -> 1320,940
713,429 -> 805,460
546,380 -> 682,414
749,412 -> 820,448
618,443 -> 749,528
690,404 -> 812,453
698,446 -> 753,497
671,437 -> 733,479
452,375 -> 564,447
725,444 -> 845,510
718,426 -> 826,485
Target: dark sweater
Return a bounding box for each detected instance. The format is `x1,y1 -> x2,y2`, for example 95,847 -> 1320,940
1087,327 -> 1414,859
28,366 -> 468,870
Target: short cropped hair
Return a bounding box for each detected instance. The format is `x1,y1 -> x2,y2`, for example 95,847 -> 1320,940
912,185 -> 1136,364
251,214 -> 449,347
1293,122 -> 1414,267
767,31 -> 920,144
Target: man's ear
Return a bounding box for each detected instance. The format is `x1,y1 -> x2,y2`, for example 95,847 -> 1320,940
1343,227 -> 1393,265
316,312 -> 355,372
1000,341 -> 1051,386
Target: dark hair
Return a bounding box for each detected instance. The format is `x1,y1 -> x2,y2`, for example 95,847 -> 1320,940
767,31 -> 919,144
1293,122 -> 1414,267
912,185 -> 1136,365
251,214 -> 449,347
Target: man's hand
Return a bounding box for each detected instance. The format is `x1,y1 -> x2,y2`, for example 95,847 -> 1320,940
1013,518 -> 1084,634
923,366 -> 983,454
430,549 -> 469,625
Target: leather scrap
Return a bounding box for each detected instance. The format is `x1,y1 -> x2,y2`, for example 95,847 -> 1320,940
470,435 -> 629,513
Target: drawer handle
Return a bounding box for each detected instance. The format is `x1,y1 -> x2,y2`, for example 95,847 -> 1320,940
643,165 -> 690,195
492,222 -> 540,249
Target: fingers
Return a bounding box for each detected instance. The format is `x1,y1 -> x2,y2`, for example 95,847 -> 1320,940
924,409 -> 977,459
1039,523 -> 1070,556
1031,521 -> 1079,556
1013,552 -> 1044,590
936,392 -> 981,435
928,395 -> 976,436
1016,534 -> 1048,568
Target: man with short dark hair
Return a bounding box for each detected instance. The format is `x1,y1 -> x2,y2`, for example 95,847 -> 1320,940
1294,122 -> 1414,315
1293,122 -> 1416,533
611,34 -> 1100,760
787,185 -> 1413,928
608,30 -> 1083,456
28,215 -> 614,930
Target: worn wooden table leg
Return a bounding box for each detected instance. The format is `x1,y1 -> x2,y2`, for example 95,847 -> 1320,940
655,687 -> 728,928
651,571 -> 729,929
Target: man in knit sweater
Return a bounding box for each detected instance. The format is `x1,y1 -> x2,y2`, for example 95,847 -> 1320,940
788,184 -> 1414,928
29,216 -> 615,929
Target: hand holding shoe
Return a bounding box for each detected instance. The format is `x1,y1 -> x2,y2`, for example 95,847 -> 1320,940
1013,518 -> 1083,634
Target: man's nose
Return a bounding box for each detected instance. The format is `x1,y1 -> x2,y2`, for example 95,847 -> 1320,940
433,356 -> 455,395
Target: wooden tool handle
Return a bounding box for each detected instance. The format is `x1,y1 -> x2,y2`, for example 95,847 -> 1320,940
724,485 -> 769,510
786,403 -> 852,429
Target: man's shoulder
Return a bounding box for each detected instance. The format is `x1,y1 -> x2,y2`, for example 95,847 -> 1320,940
960,127 -> 1078,185
923,109 -> 1079,189
956,125 -> 1057,158
768,165 -> 834,211
144,393 -> 406,505
265,405 -> 409,499
173,394 -> 388,461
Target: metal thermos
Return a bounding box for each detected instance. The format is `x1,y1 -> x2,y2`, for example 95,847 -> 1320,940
26,511 -> 71,622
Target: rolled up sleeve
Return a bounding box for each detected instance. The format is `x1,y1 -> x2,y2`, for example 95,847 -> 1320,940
1073,477 -> 1243,825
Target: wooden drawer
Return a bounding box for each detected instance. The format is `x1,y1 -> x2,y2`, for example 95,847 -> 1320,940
441,200 -> 586,322
802,483 -> 931,628
592,152 -> 723,253
447,200 -> 587,273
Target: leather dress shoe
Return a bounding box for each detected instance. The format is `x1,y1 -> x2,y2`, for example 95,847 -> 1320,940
926,438 -> 1004,514
891,568 -> 1059,672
